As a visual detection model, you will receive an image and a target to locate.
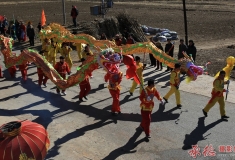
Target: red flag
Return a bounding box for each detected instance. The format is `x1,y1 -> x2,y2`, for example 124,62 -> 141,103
123,55 -> 141,84
41,9 -> 46,26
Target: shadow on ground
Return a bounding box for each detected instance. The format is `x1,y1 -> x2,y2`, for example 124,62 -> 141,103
182,117 -> 223,150
0,78 -> 183,159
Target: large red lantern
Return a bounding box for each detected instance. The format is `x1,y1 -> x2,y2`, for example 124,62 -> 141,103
0,120 -> 50,160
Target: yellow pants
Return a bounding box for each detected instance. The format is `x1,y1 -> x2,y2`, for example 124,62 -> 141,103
65,57 -> 73,70
44,51 -> 49,61
76,43 -> 82,60
77,49 -> 82,60
204,96 -> 225,116
129,77 -> 144,94
164,85 -> 181,105
78,51 -> 82,60
49,56 -> 56,66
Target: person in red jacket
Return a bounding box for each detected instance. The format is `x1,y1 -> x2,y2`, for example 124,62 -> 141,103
78,58 -> 91,102
137,79 -> 163,141
37,52 -> 48,87
19,62 -> 28,81
104,71 -> 123,115
54,56 -> 71,95
37,66 -> 48,87
8,65 -> 17,78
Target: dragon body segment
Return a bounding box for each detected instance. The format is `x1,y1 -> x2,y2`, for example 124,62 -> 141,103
0,23 -> 208,90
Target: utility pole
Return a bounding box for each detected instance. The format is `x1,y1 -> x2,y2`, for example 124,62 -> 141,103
182,0 -> 188,45
62,0 -> 66,25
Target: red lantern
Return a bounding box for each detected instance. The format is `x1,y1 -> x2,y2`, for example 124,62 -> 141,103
0,120 -> 50,160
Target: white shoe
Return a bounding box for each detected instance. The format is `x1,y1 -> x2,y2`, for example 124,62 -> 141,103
62,92 -> 67,95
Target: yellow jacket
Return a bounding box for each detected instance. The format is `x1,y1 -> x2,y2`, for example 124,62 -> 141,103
73,43 -> 82,50
170,70 -> 180,86
139,86 -> 162,111
211,78 -> 226,97
136,62 -> 144,78
49,42 -> 60,57
60,46 -> 72,59
42,41 -> 51,52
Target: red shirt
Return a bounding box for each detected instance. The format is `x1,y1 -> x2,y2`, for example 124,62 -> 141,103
54,62 -> 70,75
139,86 -> 162,111
104,72 -> 123,90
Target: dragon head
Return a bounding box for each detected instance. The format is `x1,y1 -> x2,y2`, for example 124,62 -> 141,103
187,64 -> 204,81
96,47 -> 122,74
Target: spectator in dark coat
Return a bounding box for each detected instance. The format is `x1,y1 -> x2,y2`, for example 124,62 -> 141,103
114,34 -> 122,46
178,39 -> 187,60
15,20 -> 21,42
165,39 -> 174,71
37,22 -> 42,33
0,21 -> 5,35
155,42 -> 163,70
126,34 -> 135,45
3,16 -> 8,27
187,40 -> 197,62
100,33 -> 107,40
27,25 -> 35,46
121,34 -> 127,45
122,28 -> 129,39
71,5 -> 79,27
149,37 -> 156,67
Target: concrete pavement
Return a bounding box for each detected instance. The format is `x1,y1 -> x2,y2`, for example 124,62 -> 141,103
0,50 -> 235,160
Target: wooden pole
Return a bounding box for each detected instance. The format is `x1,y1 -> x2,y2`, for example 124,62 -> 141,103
62,0 -> 66,25
182,0 -> 188,45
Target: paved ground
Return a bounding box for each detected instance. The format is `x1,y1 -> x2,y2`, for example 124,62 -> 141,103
0,48 -> 235,160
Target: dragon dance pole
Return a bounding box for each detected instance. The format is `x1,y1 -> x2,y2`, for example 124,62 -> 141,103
225,82 -> 229,100
182,0 -> 188,46
143,52 -> 146,64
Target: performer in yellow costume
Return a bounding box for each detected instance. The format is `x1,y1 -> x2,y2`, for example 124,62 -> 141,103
82,45 -> 93,59
129,56 -> 145,95
73,43 -> 83,61
60,43 -> 73,70
163,63 -> 182,108
49,42 -> 59,66
41,38 -> 51,61
203,70 -> 230,121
